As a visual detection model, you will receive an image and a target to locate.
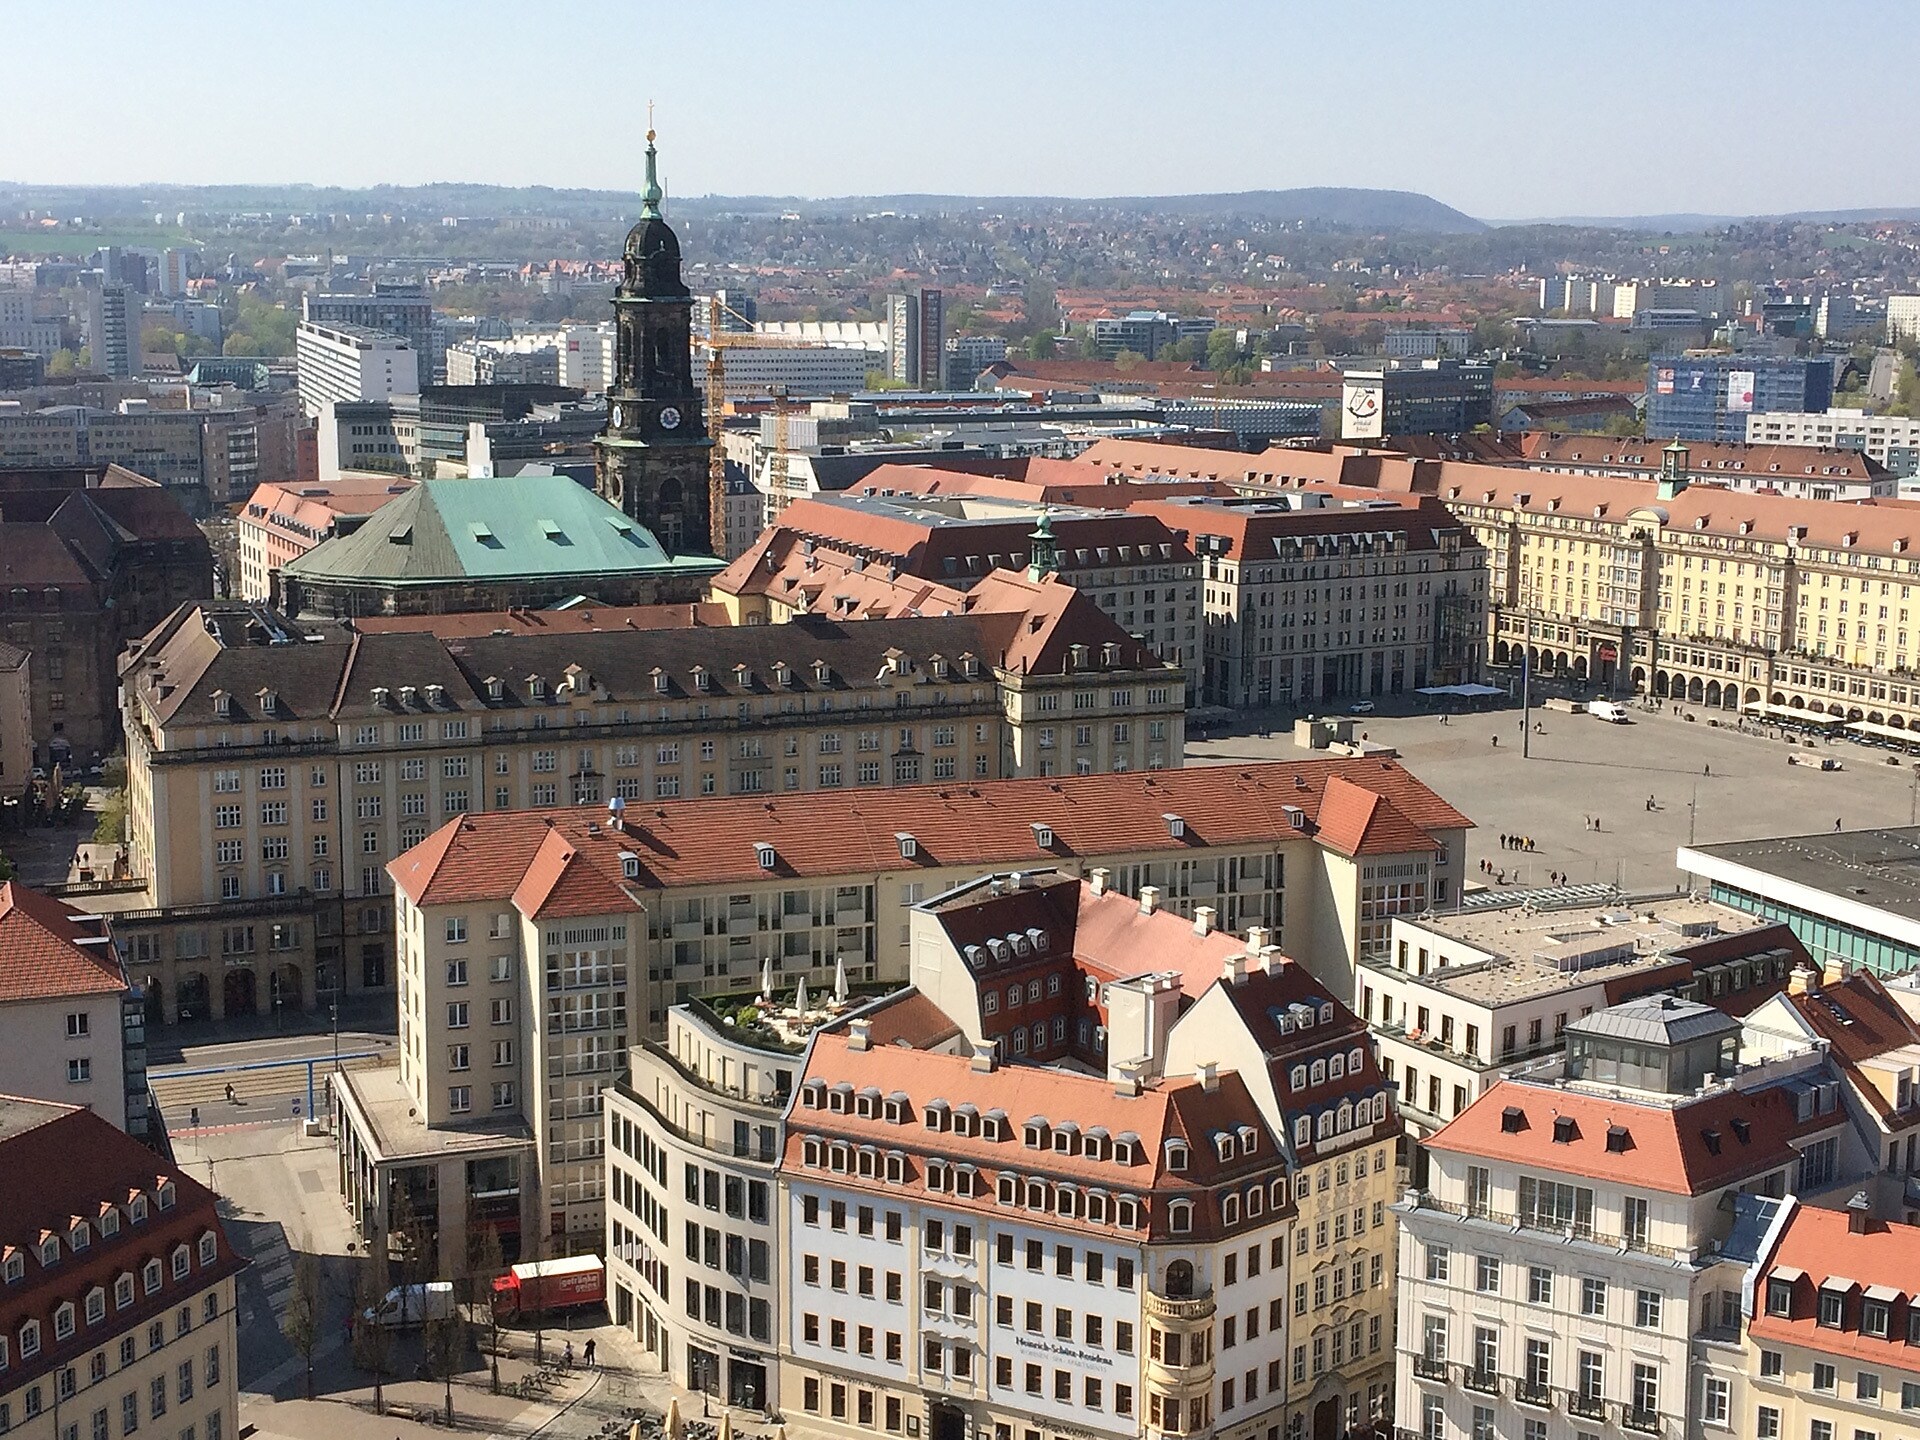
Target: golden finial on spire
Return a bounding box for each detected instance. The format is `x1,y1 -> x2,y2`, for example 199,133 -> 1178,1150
647,100 -> 655,144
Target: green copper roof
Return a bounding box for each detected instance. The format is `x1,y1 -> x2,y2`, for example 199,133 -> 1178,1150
284,475 -> 721,588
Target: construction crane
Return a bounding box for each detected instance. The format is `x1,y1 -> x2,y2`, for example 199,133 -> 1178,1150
703,299 -> 801,554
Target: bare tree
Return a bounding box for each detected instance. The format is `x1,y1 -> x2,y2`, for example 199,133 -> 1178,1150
350,1252 -> 392,1415
466,1206 -> 507,1394
423,1258 -> 466,1428
526,1223 -> 549,1363
281,1254 -> 325,1400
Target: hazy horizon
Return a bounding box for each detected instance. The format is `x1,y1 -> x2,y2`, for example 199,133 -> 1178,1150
9,0 -> 1919,221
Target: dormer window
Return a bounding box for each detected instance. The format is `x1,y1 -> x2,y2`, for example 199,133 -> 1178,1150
259,689 -> 278,714
1237,1125 -> 1258,1154
1290,1065 -> 1308,1091
4,1253 -> 22,1284
37,1237 -> 58,1267
485,676 -> 504,701
53,1303 -> 74,1340
171,1245 -> 191,1279
1168,1199 -> 1194,1234
142,1259 -> 161,1295
1164,1140 -> 1190,1172
1024,1121 -> 1047,1150
115,1274 -> 133,1309
813,659 -> 832,684
1552,1116 -> 1578,1144
1213,1133 -> 1235,1162
211,691 -> 231,719
69,1222 -> 88,1252
925,1101 -> 950,1133
692,667 -> 710,692
98,1209 -> 118,1238
526,675 -> 547,700
19,1319 -> 39,1358
895,832 -> 917,860
84,1287 -> 105,1325
1221,1194 -> 1240,1227
754,842 -> 776,870
1114,1135 -> 1139,1166
1031,823 -> 1053,849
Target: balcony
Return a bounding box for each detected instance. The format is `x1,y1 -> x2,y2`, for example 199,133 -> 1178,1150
1462,1369 -> 1499,1396
1143,1287 -> 1216,1323
1413,1356 -> 1449,1382
1622,1409 -> 1662,1436
1568,1393 -> 1607,1422
1514,1380 -> 1554,1409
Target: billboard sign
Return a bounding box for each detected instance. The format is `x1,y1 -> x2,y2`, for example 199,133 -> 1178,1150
1656,368 -> 1675,395
1341,377 -> 1383,441
1727,370 -> 1757,412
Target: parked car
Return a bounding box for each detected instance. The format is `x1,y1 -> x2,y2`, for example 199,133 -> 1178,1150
1348,700 -> 1376,714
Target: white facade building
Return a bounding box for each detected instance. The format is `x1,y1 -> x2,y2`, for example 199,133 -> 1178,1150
693,342 -> 878,401
295,321 -> 420,418
1745,408 -> 1920,474
1888,295 -> 1920,347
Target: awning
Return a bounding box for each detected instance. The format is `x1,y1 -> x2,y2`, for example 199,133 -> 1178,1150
1744,702 -> 1846,724
1847,720 -> 1916,742
1417,683 -> 1506,697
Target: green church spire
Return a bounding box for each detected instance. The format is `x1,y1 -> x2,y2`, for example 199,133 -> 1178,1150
1027,509 -> 1059,580
640,109 -> 664,221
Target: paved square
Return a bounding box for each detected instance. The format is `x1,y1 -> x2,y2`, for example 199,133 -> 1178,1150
1189,704 -> 1920,895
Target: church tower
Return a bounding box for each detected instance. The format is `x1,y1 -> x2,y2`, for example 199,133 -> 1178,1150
594,127 -> 713,555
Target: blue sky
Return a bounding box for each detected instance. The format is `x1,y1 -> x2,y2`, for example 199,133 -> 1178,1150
8,0 -> 1918,219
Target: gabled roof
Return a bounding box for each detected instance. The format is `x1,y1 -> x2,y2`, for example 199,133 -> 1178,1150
284,475 -> 722,586
0,883 -> 125,1004
1310,774 -> 1440,858
1750,1202 -> 1920,1366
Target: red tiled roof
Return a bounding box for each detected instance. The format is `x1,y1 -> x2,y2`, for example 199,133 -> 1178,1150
1750,1203 -> 1920,1365
388,758 -> 1474,908
1310,775 -> 1441,858
0,1099 -> 248,1394
0,883 -> 126,1003
1428,1076 -> 1842,1196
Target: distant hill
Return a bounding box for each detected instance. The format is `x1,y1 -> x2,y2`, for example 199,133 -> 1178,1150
1492,205 -> 1920,231
739,187 -> 1489,233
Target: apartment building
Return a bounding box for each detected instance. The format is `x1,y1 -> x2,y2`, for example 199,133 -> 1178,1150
350,752 -> 1463,1260
303,284 -> 436,387
0,1097 -> 245,1440
1395,995 -> 1858,1440
1359,892 -> 1803,1142
0,404 -> 211,509
1746,409 -> 1920,478
1520,432 -> 1897,500
113,586 -> 1185,1024
294,322 -> 420,418
607,868 -> 1401,1440
85,285 -> 138,379
0,882 -> 148,1135
1131,494 -> 1485,708
713,484 -> 1204,696
1711,1199 -> 1920,1440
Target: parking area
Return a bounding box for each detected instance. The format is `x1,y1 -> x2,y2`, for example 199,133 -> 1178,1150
1189,700 -> 1920,895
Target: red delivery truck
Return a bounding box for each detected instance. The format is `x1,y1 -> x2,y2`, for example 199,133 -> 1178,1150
491,1255 -> 607,1321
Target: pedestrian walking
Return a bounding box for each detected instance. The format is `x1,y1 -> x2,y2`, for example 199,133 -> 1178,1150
224,1083 -> 235,1104
563,1339 -> 574,1370
1836,818 -> 1844,831
584,1339 -> 597,1368
1492,735 -> 1499,748
1704,763 -> 1710,776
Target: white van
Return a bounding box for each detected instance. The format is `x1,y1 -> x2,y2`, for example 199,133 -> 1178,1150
363,1282 -> 455,1330
1587,700 -> 1630,724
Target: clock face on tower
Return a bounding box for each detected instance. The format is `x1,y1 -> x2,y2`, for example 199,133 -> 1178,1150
658,406 -> 681,430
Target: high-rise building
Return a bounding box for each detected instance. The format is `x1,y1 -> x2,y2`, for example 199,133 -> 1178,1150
1887,295 -> 1920,346
303,282 -> 436,386
1644,354 -> 1834,443
888,288 -> 944,387
1339,362 -> 1494,440
293,321 -> 419,417
157,247 -> 198,296
86,284 -> 139,378
594,130 -> 714,555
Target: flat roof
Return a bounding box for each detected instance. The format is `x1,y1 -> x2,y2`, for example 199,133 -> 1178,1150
1380,894 -> 1772,1006
1685,828 -> 1920,924
338,1064 -> 533,1165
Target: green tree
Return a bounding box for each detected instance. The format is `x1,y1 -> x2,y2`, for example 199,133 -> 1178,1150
1166,336 -> 1203,363
1112,348 -> 1146,372
46,348 -> 79,376
92,789 -> 127,846
1205,328 -> 1242,372
282,1254 -> 325,1401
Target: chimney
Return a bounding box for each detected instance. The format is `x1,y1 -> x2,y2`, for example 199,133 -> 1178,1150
1788,963 -> 1818,997
848,1018 -> 873,1053
1247,924 -> 1271,954
1823,954 -> 1850,988
1139,885 -> 1161,916
970,1040 -> 997,1074
1089,867 -> 1110,896
1193,905 -> 1216,936
1261,944 -> 1287,974
1196,1061 -> 1219,1094
1848,1190 -> 1872,1234
1222,953 -> 1246,986
1114,1061 -> 1142,1098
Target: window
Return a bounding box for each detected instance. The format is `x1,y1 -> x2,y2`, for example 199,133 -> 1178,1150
1631,1362 -> 1658,1418
1635,1289 -> 1662,1328
1528,1266 -> 1553,1305
1756,1409 -> 1779,1440
1813,1362 -> 1836,1393
1702,1376 -> 1729,1425
1580,1277 -> 1606,1316
1424,1244 -> 1449,1282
